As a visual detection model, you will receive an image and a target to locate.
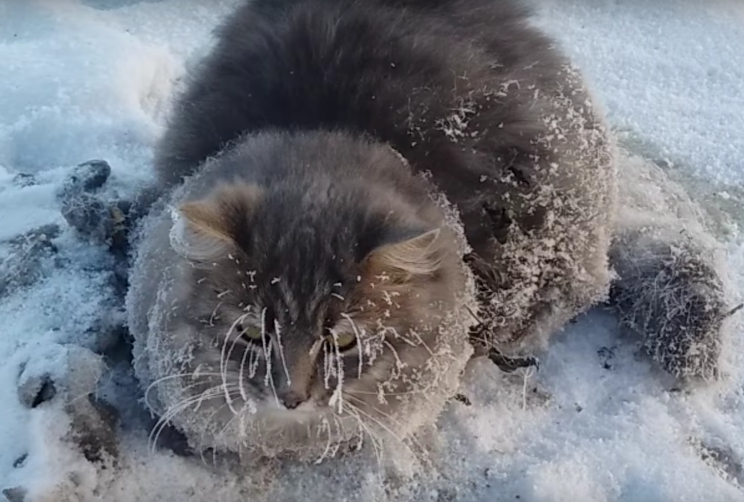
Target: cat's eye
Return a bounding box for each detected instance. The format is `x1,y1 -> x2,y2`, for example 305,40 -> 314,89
326,331 -> 357,352
237,323 -> 262,341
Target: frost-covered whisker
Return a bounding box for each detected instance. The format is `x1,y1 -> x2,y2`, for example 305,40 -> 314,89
260,307 -> 280,405
149,384 -> 234,454
216,400 -> 246,445
343,386 -> 431,397
196,396 -> 249,467
248,343 -> 261,378
221,312 -> 251,414
273,319 -> 291,385
344,404 -> 384,473
342,394 -> 424,465
238,340 -> 252,401
144,371 -> 226,412
208,301 -> 223,326
330,330 -> 345,413
383,340 -> 406,372
408,329 -> 435,356
340,313 -> 366,378
323,336 -> 334,389
314,417 -> 334,464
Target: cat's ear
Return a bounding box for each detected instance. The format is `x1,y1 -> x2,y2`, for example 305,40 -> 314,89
364,228 -> 444,282
170,183 -> 262,262
178,200 -> 235,243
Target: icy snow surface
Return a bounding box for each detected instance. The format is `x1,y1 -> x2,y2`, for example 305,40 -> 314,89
1,0 -> 743,501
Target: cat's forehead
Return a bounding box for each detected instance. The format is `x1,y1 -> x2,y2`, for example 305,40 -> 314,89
248,242 -> 354,323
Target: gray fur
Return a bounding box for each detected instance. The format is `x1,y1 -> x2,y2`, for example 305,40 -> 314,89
125,0 -> 731,460
128,132 -> 476,458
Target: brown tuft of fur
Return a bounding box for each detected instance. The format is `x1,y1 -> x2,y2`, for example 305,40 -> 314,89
363,229 -> 443,283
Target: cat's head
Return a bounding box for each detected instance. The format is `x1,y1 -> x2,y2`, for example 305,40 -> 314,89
160,169 -> 472,458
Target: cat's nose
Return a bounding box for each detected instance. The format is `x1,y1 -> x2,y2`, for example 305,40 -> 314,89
280,389 -> 309,410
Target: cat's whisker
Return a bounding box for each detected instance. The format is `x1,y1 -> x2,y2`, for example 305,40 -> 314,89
322,337 -> 333,389
314,416 -> 335,464
149,380 -> 224,416
221,312 -> 251,414
197,402 -> 233,466
274,319 -> 292,385
344,392 -> 432,466
342,404 -> 384,474
329,332 -> 345,414
248,343 -> 261,378
340,395 -> 423,464
144,371 -> 229,411
382,340 -> 406,374
215,395 -> 247,448
342,386 -> 431,397
260,307 -> 280,406
238,340 -> 253,402
340,313 -> 366,379
409,329 -> 435,357
149,388 -> 227,454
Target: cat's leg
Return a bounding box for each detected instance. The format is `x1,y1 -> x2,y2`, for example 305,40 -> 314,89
464,243 -> 612,374
463,252 -> 543,372
608,222 -> 737,380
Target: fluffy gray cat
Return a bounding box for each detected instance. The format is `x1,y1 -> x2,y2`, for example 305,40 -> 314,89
125,0 -> 731,461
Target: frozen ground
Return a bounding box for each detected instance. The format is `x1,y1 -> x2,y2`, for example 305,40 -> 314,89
0,0 -> 743,501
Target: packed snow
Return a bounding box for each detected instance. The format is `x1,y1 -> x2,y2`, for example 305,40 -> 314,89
1,0 -> 743,501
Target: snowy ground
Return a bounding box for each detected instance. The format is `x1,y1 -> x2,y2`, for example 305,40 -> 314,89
1,0 -> 743,501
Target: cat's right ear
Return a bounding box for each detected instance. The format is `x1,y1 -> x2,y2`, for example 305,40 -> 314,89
363,227 -> 444,283
169,183 -> 262,263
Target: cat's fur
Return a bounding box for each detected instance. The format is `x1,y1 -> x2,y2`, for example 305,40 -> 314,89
128,131 -> 477,457
153,0 -> 616,351
126,0 -> 728,459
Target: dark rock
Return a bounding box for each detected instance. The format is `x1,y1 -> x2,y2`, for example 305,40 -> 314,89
66,160 -> 112,195
77,309 -> 128,354
697,439 -> 744,485
597,346 -> 617,370
8,224 -> 61,247
150,421 -> 194,458
60,185 -> 135,255
12,173 -> 36,187
74,393 -> 120,463
17,373 -> 57,409
2,486 -> 27,502
436,488 -> 457,502
109,199 -> 131,256
62,347 -> 120,463
61,193 -> 113,245
12,454 -> 27,469
18,346 -> 120,464
452,393 -> 472,406
0,224 -> 60,298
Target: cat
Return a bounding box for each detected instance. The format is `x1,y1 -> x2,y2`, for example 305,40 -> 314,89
125,0 -> 731,460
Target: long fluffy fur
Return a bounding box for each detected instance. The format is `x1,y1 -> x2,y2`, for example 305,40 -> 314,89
126,0 -> 730,462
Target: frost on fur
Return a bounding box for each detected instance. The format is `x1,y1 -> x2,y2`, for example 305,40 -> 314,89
609,148 -> 737,381
127,181 -> 477,464
465,63 -> 616,357
610,225 -> 730,380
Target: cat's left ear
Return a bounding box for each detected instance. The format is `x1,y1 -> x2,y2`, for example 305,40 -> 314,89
170,183 -> 262,262
364,227 -> 444,282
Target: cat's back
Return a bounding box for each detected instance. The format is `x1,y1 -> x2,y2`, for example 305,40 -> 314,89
155,0 -> 560,188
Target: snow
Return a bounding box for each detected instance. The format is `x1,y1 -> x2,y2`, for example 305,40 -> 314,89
537,0 -> 744,184
0,0 -> 743,501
